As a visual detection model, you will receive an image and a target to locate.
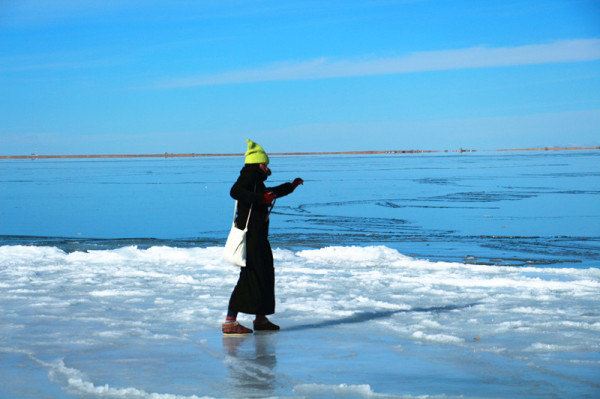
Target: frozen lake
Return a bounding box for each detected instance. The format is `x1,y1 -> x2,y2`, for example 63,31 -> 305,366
1,151 -> 599,398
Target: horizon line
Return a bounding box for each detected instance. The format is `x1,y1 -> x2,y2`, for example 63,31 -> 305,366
1,146 -> 599,160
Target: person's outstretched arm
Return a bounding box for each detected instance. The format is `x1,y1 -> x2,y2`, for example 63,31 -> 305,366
266,178 -> 303,199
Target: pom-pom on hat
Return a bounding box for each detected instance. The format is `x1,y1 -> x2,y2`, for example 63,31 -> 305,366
244,139 -> 269,165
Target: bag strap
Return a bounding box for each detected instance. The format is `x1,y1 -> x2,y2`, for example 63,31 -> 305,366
232,201 -> 253,230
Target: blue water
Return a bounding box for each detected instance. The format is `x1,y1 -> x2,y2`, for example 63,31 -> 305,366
2,151 -> 599,267
1,151 -> 599,399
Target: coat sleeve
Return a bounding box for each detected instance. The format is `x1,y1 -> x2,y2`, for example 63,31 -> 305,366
267,182 -> 295,198
230,171 -> 263,205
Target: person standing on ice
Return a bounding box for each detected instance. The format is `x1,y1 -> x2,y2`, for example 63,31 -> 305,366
222,139 -> 304,335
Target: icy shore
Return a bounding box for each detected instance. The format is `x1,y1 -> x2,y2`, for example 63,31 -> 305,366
1,244 -> 598,398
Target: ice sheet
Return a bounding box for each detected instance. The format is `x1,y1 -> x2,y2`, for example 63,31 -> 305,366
1,244 -> 598,398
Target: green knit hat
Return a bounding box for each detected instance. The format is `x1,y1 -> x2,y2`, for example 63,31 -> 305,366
244,139 -> 269,164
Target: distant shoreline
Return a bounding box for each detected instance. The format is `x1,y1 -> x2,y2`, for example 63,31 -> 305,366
0,146 -> 598,160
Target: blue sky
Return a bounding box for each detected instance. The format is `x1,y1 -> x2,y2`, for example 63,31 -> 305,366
1,0 -> 599,154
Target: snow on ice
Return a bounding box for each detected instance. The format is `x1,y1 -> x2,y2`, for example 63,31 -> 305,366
0,244 -> 599,398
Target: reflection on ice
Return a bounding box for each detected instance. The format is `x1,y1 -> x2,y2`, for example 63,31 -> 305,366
222,335 -> 277,397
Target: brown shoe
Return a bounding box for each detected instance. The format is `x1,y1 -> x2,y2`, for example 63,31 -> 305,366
253,319 -> 280,331
222,321 -> 253,335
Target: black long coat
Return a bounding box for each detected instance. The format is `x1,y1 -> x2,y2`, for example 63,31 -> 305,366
227,164 -> 295,315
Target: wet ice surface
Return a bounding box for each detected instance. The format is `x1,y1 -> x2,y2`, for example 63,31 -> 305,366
1,151 -> 600,398
0,245 -> 599,398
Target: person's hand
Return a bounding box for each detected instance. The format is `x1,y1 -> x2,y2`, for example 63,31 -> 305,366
263,191 -> 277,204
291,178 -> 304,188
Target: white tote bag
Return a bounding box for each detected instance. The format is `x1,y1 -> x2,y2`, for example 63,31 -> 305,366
223,201 -> 253,267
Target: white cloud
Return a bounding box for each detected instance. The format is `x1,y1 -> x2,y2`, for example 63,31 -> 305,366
154,39 -> 600,89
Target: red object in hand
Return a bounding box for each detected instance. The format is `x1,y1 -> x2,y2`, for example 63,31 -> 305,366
263,191 -> 277,204
292,178 -> 304,188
